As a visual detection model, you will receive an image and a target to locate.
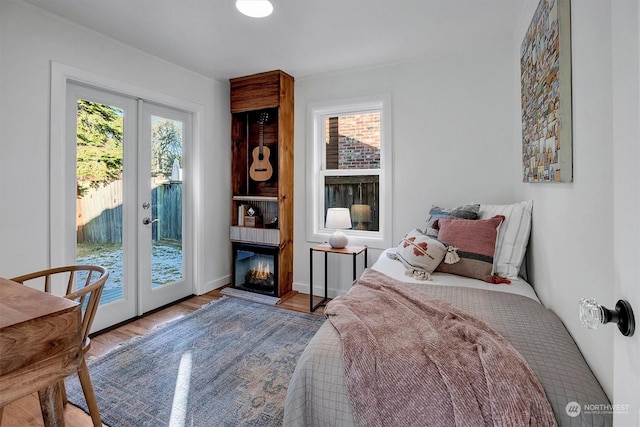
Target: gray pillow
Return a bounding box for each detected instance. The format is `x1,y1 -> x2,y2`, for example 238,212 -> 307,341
425,204 -> 480,237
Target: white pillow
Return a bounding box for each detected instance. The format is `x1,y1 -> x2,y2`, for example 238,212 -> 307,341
478,201 -> 532,279
389,229 -> 448,280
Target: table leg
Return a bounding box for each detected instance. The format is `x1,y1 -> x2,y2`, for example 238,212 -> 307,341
38,381 -> 65,427
352,253 -> 357,281
324,252 -> 328,303
310,249 -> 331,312
364,247 -> 368,268
309,248 -> 313,312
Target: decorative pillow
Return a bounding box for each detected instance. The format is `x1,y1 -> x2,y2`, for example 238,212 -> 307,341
436,216 -> 510,283
424,204 -> 480,237
388,229 -> 448,280
478,201 -> 533,279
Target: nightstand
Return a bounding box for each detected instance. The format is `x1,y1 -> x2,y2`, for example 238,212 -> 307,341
309,243 -> 368,312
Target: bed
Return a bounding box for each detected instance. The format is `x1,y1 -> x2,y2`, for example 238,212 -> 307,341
284,203 -> 612,427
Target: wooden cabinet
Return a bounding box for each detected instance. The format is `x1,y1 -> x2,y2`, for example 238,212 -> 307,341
229,70 -> 295,300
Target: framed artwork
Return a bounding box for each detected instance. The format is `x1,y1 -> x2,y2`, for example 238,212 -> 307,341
521,0 -> 572,182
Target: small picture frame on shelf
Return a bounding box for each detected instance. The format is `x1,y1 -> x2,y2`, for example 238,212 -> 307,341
244,216 -> 262,228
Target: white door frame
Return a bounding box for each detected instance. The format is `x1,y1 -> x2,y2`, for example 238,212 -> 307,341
611,2 -> 640,425
50,62 -> 205,330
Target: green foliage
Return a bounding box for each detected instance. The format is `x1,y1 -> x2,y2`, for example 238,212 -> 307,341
76,100 -> 123,197
151,118 -> 183,177
75,101 -> 183,198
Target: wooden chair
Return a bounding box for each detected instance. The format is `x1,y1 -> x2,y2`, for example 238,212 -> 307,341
10,265 -> 109,427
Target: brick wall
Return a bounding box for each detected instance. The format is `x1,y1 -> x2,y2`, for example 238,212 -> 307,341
324,113 -> 380,169
338,113 -> 380,169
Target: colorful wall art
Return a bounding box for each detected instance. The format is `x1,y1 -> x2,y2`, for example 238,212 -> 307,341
521,0 -> 572,182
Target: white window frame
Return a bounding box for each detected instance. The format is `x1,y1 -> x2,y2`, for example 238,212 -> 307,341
306,94 -> 393,249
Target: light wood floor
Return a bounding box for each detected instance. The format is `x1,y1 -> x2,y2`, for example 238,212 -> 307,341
1,290 -> 324,427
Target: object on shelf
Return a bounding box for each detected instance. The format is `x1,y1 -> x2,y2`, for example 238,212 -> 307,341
244,216 -> 262,228
249,112 -> 273,182
265,216 -> 278,229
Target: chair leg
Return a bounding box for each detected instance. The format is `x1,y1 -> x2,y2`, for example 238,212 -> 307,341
77,357 -> 102,427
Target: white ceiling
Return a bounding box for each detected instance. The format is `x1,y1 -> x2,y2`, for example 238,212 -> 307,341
21,0 -> 528,81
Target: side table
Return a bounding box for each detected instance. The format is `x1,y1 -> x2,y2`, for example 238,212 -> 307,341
309,243 -> 367,312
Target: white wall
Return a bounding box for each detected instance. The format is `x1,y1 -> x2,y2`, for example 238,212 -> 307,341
513,0 -> 615,399
0,0 -> 231,292
293,45 -> 518,296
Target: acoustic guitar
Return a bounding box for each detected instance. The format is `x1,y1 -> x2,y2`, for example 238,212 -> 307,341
249,112 -> 273,182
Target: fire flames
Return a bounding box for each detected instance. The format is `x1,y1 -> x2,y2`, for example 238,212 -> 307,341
245,259 -> 275,291
250,260 -> 271,280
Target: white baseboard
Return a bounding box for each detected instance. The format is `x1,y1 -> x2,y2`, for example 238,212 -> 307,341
293,282 -> 344,299
199,275 -> 230,295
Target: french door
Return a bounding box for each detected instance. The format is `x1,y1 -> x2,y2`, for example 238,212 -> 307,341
138,102 -> 193,313
67,82 -> 193,331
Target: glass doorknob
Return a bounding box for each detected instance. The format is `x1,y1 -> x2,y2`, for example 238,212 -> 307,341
579,298 -> 635,337
578,298 -> 603,330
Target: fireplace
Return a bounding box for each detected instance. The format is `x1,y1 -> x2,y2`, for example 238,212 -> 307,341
232,242 -> 279,296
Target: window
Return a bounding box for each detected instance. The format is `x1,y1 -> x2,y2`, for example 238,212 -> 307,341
307,95 -> 392,248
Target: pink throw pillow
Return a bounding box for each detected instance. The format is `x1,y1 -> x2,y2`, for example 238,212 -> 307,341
436,215 -> 510,284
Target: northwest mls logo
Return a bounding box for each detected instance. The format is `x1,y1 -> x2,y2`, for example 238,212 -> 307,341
566,401 -> 581,417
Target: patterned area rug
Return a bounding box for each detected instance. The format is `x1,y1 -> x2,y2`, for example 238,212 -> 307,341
65,297 -> 325,427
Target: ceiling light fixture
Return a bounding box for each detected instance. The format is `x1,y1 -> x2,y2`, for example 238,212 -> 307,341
236,0 -> 274,18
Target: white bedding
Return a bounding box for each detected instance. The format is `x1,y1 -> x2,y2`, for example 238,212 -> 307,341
373,247 -> 540,303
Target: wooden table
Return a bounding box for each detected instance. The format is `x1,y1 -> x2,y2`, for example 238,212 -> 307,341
0,277 -> 82,426
309,243 -> 367,312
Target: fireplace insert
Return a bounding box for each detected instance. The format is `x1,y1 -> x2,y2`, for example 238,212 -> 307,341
232,242 -> 279,296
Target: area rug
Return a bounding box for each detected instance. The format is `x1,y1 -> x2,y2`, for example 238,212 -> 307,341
65,297 -> 325,427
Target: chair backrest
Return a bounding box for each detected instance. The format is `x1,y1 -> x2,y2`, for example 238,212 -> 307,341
11,265 -> 109,344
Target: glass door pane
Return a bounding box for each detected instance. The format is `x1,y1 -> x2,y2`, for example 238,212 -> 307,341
75,98 -> 125,305
150,115 -> 184,288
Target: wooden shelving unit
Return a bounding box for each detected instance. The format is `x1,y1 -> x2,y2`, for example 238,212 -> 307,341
229,70 -> 295,300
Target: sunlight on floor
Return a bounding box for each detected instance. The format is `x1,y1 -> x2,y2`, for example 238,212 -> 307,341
169,351 -> 193,427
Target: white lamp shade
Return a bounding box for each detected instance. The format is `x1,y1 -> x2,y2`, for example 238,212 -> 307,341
236,0 -> 274,18
325,208 -> 352,230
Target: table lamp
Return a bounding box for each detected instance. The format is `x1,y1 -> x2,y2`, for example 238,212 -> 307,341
326,208 -> 352,249
350,204 -> 371,230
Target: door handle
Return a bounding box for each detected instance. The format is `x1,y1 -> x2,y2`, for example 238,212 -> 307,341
142,217 -> 159,225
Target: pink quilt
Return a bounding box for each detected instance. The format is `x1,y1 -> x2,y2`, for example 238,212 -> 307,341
325,269 -> 557,427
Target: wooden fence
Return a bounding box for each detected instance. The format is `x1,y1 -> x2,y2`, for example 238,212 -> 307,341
77,180 -> 182,243
325,176 -> 379,231
153,182 -> 182,241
